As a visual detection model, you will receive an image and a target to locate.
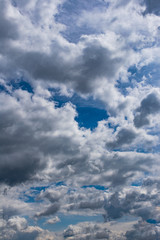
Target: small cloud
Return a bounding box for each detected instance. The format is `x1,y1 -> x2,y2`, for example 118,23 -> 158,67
45,216 -> 61,225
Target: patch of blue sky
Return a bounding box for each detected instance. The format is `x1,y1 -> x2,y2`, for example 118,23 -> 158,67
75,106 -> 108,129
131,180 -> 143,187
9,79 -> 34,93
21,194 -> 37,203
136,148 -> 153,154
111,146 -> 150,153
0,78 -> 34,95
82,185 -> 108,191
50,89 -> 108,129
22,215 -> 35,226
30,185 -> 49,192
147,219 -> 158,224
55,181 -> 66,187
55,0 -> 109,43
38,213 -> 103,232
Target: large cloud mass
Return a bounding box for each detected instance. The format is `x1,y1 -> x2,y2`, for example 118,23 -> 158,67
0,0 -> 160,239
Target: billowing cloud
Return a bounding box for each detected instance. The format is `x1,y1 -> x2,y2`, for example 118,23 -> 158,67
0,216 -> 55,240
63,222 -> 126,240
126,221 -> 160,240
134,92 -> 160,128
1,0 -> 160,238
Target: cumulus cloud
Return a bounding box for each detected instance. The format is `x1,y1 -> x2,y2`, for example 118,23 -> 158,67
63,222 -> 110,240
45,216 -> 60,225
63,222 -> 126,240
0,215 -> 55,240
35,202 -> 60,218
1,0 -> 160,238
0,1 -> 19,42
106,128 -> 137,150
0,89 -> 83,185
126,221 -> 160,240
134,92 -> 160,128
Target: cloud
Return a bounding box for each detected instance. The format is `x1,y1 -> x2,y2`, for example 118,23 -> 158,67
126,221 -> 160,240
0,89 -> 84,185
106,128 -> 137,150
0,217 -> 56,240
37,188 -> 63,203
63,222 -> 110,240
104,187 -> 160,222
45,216 -> 60,224
0,0 -> 160,238
35,203 -> 60,218
0,0 -> 19,42
63,222 -> 126,240
1,36 -> 125,99
134,92 -> 160,128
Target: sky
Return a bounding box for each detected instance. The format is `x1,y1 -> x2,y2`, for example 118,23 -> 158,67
1,0 -> 160,239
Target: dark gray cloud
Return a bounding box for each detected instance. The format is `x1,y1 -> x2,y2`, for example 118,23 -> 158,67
0,91 -> 81,185
126,221 -> 160,240
0,154 -> 42,186
0,1 -> 125,95
107,128 -> 137,150
104,189 -> 160,222
134,92 -> 160,128
78,200 -> 104,210
0,0 -> 19,42
35,202 -> 60,218
2,206 -> 20,221
4,42 -> 123,95
98,152 -> 155,188
37,189 -> 62,203
0,94 -> 45,185
73,44 -> 122,93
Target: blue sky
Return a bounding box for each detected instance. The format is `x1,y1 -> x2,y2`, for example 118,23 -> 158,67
1,0 -> 160,239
